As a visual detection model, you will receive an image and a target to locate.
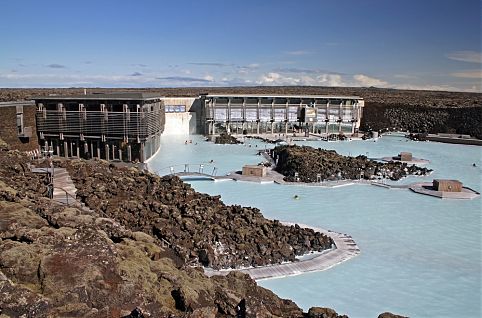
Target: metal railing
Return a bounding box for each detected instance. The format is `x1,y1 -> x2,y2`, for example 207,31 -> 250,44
155,162 -> 218,176
36,110 -> 163,137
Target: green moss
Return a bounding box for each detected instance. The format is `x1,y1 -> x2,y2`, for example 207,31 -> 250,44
0,201 -> 48,231
117,239 -> 177,309
0,138 -> 9,150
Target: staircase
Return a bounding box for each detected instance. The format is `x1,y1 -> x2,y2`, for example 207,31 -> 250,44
30,165 -> 95,214
51,168 -> 95,214
52,168 -> 77,205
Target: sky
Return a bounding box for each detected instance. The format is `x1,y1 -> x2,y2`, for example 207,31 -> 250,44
0,0 -> 481,92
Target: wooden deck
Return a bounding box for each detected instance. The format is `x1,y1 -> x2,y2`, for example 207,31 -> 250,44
204,222 -> 360,281
409,182 -> 480,199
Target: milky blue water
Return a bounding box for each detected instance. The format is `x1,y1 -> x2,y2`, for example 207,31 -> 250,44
147,134 -> 482,318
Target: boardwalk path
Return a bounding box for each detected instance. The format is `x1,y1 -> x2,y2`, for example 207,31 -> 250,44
204,222 -> 360,281
51,168 -> 78,205
30,166 -> 94,212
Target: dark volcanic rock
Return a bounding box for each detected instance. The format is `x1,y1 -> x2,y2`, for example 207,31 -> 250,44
361,103 -> 482,139
273,145 -> 431,182
215,133 -> 242,144
0,148 -> 310,317
62,159 -> 333,270
0,147 -> 412,318
377,313 -> 409,318
307,307 -> 349,318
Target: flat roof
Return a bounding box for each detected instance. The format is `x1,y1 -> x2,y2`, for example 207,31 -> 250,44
0,100 -> 35,108
32,92 -> 163,101
203,94 -> 363,99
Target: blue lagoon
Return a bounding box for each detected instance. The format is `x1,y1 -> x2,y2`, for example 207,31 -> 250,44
148,134 -> 481,318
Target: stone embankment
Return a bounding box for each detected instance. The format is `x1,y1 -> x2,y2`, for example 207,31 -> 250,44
205,222 -> 360,280
273,145 -> 432,182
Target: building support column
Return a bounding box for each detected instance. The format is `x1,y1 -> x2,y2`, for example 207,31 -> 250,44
127,145 -> 132,162
76,142 -> 80,158
257,122 -> 260,134
105,144 -> 110,161
325,122 -> 329,135
140,143 -> 145,163
96,142 -> 100,159
64,141 -> 68,158
118,149 -> 122,161
112,145 -> 115,160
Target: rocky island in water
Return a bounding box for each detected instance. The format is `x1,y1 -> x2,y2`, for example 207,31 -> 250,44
272,145 -> 432,183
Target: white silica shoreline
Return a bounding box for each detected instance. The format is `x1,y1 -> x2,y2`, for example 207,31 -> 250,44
204,221 -> 360,281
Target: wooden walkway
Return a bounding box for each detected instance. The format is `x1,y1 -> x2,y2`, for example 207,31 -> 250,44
172,172 -> 216,180
204,222 -> 360,281
30,166 -> 94,212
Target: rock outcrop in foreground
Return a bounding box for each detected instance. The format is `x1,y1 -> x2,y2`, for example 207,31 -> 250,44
273,145 -> 431,182
0,147 -> 310,317
63,159 -> 332,270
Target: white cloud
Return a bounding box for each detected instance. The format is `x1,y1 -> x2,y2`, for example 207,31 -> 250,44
393,83 -> 479,92
2,67 -> 480,92
256,72 -> 345,87
446,51 -> 482,63
451,70 -> 482,79
284,50 -> 312,56
353,74 -> 388,87
394,74 -> 417,79
237,63 -> 260,75
258,72 -> 282,84
317,74 -> 344,86
0,72 -> 163,87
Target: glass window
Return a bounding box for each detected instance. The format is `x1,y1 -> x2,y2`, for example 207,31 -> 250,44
16,113 -> 23,133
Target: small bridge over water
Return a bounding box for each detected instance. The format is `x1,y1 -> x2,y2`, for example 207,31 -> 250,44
155,163 -> 222,180
171,171 -> 217,180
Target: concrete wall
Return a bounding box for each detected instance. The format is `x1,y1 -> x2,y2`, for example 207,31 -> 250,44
242,165 -> 267,177
163,112 -> 197,135
0,103 -> 38,151
161,97 -> 197,111
162,97 -> 203,134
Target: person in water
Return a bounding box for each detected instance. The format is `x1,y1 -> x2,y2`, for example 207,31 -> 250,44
293,195 -> 300,200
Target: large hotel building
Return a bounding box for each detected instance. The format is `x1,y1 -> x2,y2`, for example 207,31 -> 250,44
0,92 -> 364,163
